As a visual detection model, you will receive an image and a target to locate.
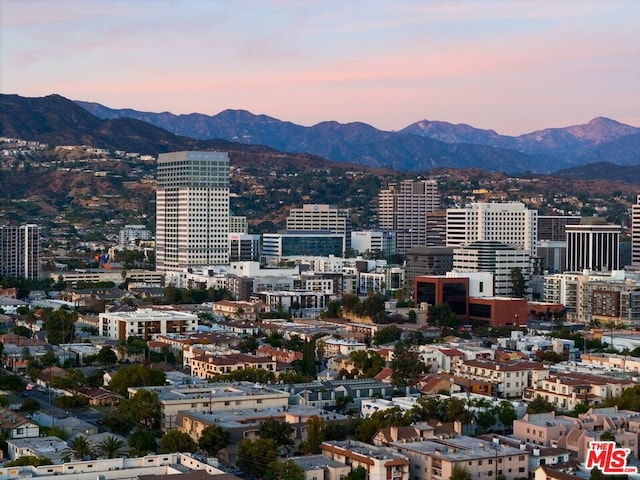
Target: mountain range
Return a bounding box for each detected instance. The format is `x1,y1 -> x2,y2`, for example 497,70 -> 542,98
1,93 -> 638,174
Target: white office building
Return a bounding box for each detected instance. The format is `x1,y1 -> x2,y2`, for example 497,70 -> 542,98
351,230 -> 395,257
566,220 -> 620,272
118,225 -> 152,249
286,204 -> 352,254
156,151 -> 230,272
446,202 -> 538,256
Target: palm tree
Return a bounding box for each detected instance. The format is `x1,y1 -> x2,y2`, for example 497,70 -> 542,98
62,435 -> 95,462
96,435 -> 127,459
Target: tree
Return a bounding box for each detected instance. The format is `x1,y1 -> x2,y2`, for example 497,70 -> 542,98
237,438 -> 278,479
62,435 -> 95,461
259,418 -> 294,453
427,303 -> 461,328
526,396 -> 555,414
345,466 -> 367,480
323,421 -> 347,441
96,435 -> 127,459
127,428 -> 157,456
3,455 -> 52,467
350,350 -> 385,378
497,401 -> 517,434
451,464 -> 471,480
373,325 -> 402,345
266,459 -> 304,480
20,398 -> 41,415
474,409 -> 497,434
119,389 -> 162,430
96,346 -> 118,366
509,267 -> 527,298
302,415 -> 324,454
159,430 -> 197,453
107,364 -> 166,396
390,342 -> 428,388
301,339 -> 316,377
198,424 -> 230,456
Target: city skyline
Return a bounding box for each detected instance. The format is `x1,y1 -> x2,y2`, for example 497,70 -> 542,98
2,1 -> 639,135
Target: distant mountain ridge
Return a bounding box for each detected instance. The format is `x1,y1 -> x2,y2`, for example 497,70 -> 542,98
0,93 -> 638,174
76,99 -> 640,172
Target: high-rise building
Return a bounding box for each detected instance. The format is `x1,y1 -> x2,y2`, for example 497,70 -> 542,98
446,202 -> 538,256
378,179 -> 440,254
286,204 -> 351,254
0,224 -> 40,279
565,219 -> 620,272
537,215 -> 581,241
632,195 -> 640,267
156,151 -> 230,272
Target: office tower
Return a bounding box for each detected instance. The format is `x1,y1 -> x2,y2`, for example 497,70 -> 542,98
632,195 -> 640,267
566,219 -> 620,272
446,202 -> 538,256
156,151 -> 229,272
0,224 -> 40,279
286,204 -> 351,254
453,241 -> 531,297
378,179 -> 440,254
537,215 -> 581,241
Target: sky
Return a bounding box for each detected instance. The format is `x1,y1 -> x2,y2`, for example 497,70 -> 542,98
1,1 -> 639,135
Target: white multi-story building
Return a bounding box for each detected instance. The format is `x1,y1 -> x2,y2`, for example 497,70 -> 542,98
286,204 -> 352,254
446,202 -> 538,256
118,224 -> 152,249
351,230 -> 395,257
633,195 -> 640,267
156,151 -> 230,272
0,224 -> 40,280
453,241 -> 531,297
99,308 -> 198,341
378,179 -> 440,254
566,220 -> 620,272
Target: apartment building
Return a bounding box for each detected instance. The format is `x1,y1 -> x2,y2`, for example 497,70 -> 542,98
393,436 -> 528,480
128,382 -> 290,431
98,308 -> 198,341
321,440 -> 410,480
454,359 -> 549,398
189,353 -> 276,380
523,372 -> 635,411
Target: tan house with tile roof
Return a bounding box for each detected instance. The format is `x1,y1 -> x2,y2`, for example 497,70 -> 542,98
454,359 -> 549,398
190,353 -> 276,379
523,372 -> 636,411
